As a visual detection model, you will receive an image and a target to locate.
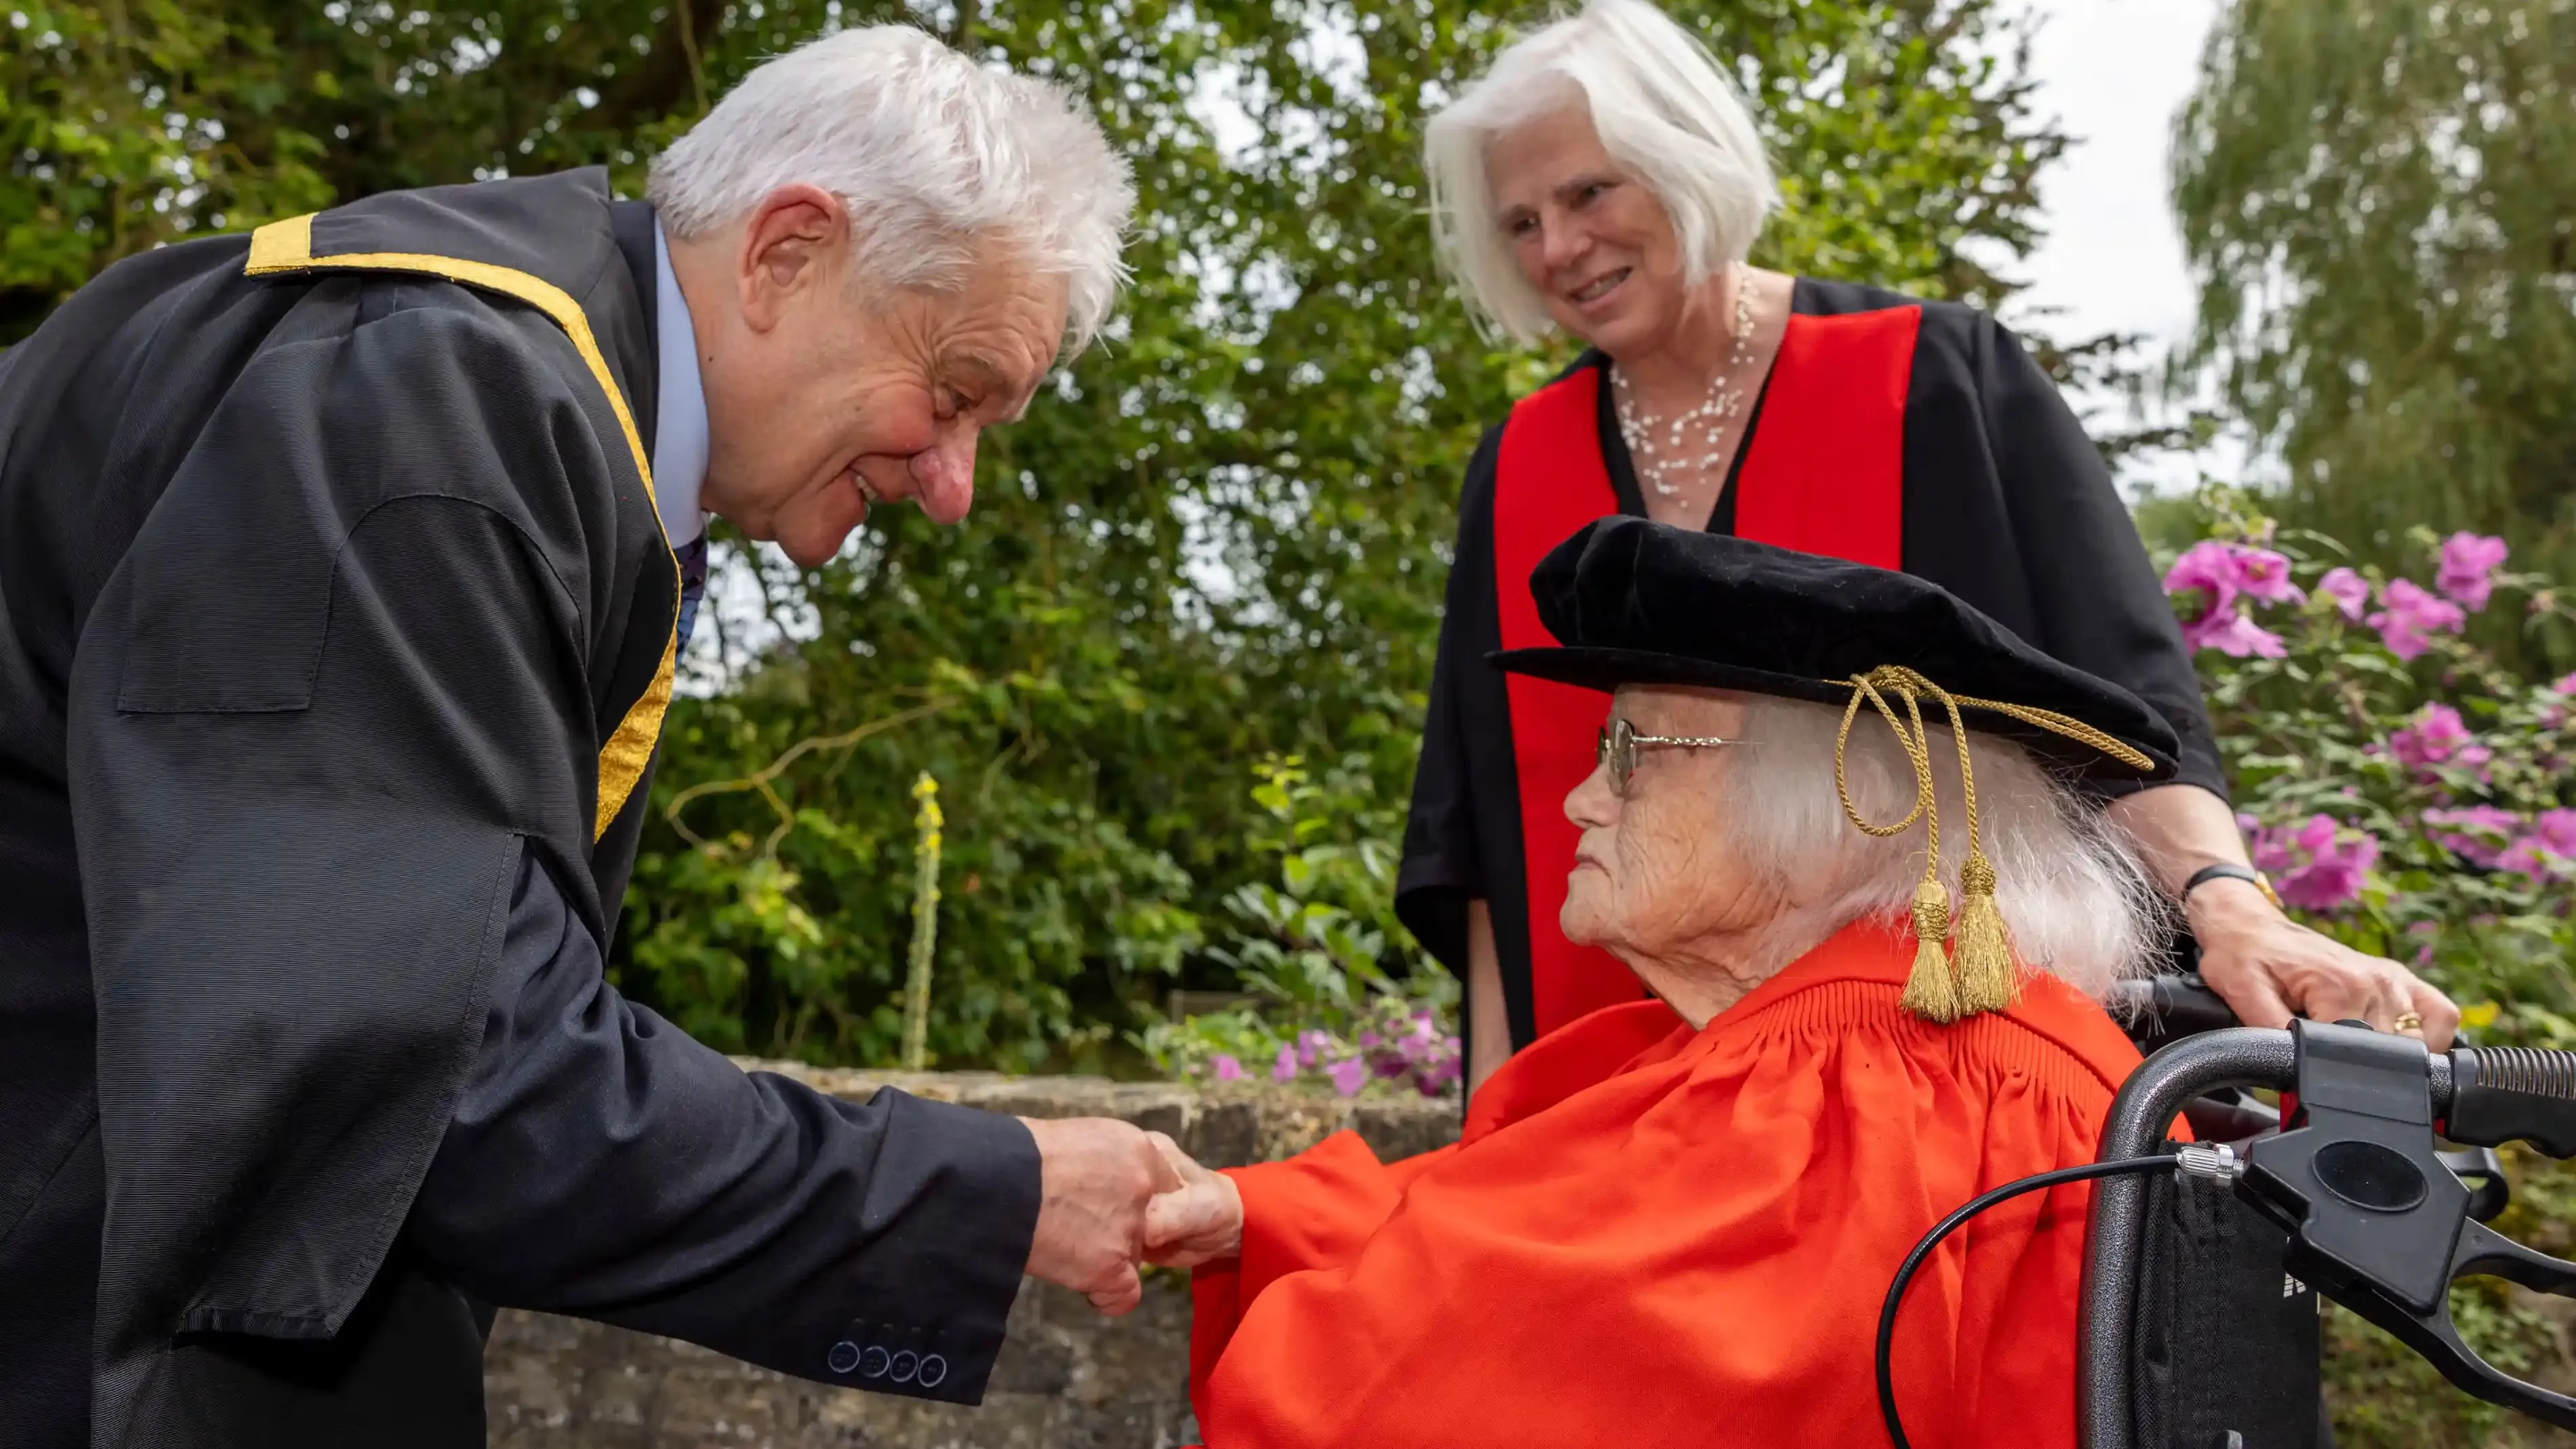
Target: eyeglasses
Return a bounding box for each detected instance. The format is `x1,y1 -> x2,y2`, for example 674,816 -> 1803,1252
1597,717 -> 1743,796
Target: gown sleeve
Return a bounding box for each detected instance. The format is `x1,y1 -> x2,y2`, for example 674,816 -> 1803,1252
1188,1134 -> 1454,1419
411,848 -> 1037,1402
1394,426 -> 1505,976
1975,319 -> 2228,800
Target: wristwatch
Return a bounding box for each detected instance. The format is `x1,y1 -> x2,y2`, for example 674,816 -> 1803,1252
2182,862 -> 2283,912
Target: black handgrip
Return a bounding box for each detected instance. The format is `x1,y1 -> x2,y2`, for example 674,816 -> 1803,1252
2446,1046 -> 2576,1158
2114,973 -> 2240,1054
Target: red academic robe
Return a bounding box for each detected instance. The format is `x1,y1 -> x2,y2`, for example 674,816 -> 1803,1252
1186,921 -> 2155,1449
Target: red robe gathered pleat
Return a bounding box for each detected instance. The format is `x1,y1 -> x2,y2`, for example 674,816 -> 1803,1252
1187,921 -> 2154,1449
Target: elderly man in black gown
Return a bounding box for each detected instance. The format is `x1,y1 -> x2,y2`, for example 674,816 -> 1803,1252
0,24 -> 1165,1448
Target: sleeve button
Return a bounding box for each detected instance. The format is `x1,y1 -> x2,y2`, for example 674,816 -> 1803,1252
860,1345 -> 892,1379
826,1341 -> 861,1376
917,1353 -> 948,1389
889,1349 -> 919,1385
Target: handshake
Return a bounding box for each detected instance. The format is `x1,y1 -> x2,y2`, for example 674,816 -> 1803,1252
1018,1117 -> 1248,1313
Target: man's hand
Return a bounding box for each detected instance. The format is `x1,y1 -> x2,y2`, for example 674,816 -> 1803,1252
1019,1116 -> 1181,1316
2190,878 -> 2463,1048
1141,1132 -> 1243,1269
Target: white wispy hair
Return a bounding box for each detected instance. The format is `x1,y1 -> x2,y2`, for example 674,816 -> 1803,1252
1720,694 -> 2165,1004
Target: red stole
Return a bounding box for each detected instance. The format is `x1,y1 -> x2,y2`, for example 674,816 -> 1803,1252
1491,306 -> 1922,1039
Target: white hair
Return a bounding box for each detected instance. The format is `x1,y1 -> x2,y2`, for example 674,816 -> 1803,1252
1720,696 -> 2165,1005
648,25 -> 1135,353
1422,0 -> 1779,344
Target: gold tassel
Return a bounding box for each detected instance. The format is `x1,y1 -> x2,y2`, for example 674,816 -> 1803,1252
1952,852 -> 2017,1014
1899,875 -> 1960,1023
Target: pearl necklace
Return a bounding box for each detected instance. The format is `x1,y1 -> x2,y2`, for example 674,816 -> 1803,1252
1611,266 -> 1761,502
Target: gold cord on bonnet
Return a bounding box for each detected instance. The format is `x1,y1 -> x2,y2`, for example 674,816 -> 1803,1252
1834,666 -> 2156,1023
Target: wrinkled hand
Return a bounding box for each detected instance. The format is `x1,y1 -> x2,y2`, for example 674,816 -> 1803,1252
1141,1132 -> 1243,1269
2192,879 -> 2461,1048
1020,1116 -> 1182,1316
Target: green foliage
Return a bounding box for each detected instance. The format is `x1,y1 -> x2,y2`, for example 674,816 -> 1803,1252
2173,0 -> 2576,673
1135,755 -> 1462,1098
0,1 -> 332,338
2160,490 -> 2576,1047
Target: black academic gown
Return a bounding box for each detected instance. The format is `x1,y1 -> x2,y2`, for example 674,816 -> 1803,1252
1396,278 -> 2226,1054
0,169 -> 1039,1448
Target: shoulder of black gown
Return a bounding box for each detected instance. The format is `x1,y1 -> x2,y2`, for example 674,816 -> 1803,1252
291,167 -> 657,428
1896,298 -> 2228,800
1396,422 -> 1508,976
1786,275 -> 1935,317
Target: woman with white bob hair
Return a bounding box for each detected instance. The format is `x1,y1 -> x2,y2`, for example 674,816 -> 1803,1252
1393,0 -> 2457,1097
1142,519 -> 2179,1448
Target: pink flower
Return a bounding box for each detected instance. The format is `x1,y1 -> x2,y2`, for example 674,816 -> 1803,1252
1271,1046 -> 1298,1084
2165,540 -> 2242,617
1210,1054 -> 1244,1082
2182,607 -> 2288,658
2537,809 -> 2576,855
2388,704 -> 2491,774
2554,673 -> 2576,696
2436,532 -> 2510,612
2369,578 -> 2467,660
2422,806 -> 2524,868
2166,540 -> 2306,614
1326,1056 -> 1369,1096
2493,814 -> 2576,882
2317,568 -> 2371,621
1415,1043 -> 1464,1097
2257,815 -> 2379,911
2234,547 -> 2306,605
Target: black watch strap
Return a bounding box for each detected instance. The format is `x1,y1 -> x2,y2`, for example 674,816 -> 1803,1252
2182,862 -> 2282,911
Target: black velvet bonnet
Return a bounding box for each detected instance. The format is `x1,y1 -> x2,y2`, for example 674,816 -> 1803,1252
1487,516 -> 2181,786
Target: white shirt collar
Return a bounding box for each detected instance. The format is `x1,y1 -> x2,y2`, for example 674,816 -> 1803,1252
651,222 -> 709,547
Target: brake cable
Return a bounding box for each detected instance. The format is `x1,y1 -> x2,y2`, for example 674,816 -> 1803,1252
1874,1154 -> 2180,1449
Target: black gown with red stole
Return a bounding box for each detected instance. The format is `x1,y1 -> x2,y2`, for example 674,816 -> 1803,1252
1396,278 -> 2226,1054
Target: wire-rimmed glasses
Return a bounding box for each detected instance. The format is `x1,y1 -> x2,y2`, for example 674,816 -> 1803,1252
1597,717 -> 1744,795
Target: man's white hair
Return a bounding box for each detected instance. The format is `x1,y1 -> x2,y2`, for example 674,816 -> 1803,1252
1722,696 -> 2165,1004
1422,0 -> 1778,344
649,25 -> 1135,353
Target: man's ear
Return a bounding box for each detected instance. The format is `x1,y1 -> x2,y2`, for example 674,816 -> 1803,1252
738,183 -> 848,332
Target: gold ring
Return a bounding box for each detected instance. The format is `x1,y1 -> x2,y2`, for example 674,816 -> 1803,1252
2394,1011 -> 2425,1034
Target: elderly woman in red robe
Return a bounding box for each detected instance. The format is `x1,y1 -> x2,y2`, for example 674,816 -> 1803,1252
1144,518 -> 2192,1448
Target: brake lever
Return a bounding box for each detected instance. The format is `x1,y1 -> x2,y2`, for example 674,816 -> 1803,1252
2441,1146 -> 2510,1223
2230,1020 -> 2576,1430
2325,1217 -> 2576,1427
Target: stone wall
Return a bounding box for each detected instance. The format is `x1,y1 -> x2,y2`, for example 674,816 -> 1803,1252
483,1066 -> 1462,1449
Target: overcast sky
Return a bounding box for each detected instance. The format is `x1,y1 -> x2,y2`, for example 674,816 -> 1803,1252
2008,0 -> 2228,493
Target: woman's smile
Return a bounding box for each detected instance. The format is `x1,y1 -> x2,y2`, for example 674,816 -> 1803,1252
1569,267 -> 1629,302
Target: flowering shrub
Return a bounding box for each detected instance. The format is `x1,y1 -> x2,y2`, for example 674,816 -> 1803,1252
2165,492 -> 2576,1044
1138,756 -> 1463,1098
